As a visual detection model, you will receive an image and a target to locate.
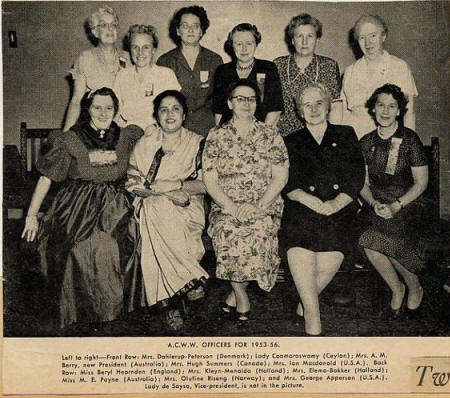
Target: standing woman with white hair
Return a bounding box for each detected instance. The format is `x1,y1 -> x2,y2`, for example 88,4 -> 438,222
340,15 -> 418,139
64,5 -> 130,132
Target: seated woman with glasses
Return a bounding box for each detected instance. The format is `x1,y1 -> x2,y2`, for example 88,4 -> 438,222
213,23 -> 283,127
157,5 -> 223,137
64,5 -> 130,132
203,79 -> 289,323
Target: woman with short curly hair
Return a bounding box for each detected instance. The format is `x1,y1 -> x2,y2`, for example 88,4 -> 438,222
157,5 -> 223,137
113,24 -> 180,129
212,23 -> 284,127
64,5 -> 130,132
274,13 -> 341,137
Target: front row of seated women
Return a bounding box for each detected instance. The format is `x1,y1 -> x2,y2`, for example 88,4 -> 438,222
22,81 -> 428,335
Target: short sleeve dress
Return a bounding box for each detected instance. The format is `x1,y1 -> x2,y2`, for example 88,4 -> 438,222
157,46 -> 223,137
358,126 -> 427,273
281,124 -> 365,254
202,119 -> 289,291
274,54 -> 341,137
36,122 -> 142,328
69,47 -> 130,92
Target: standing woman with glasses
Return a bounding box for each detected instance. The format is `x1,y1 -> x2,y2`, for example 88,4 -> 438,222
274,14 -> 341,137
64,6 -> 130,132
212,23 -> 284,127
203,79 -> 289,323
157,6 -> 223,137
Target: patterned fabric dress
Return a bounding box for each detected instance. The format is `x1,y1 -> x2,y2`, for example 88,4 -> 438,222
274,54 -> 341,137
359,126 -> 428,273
36,122 -> 142,328
203,119 -> 289,291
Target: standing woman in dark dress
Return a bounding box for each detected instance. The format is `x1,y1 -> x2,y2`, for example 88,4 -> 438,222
157,5 -> 223,137
22,87 -> 142,329
212,23 -> 284,127
282,83 -> 365,335
359,84 -> 428,315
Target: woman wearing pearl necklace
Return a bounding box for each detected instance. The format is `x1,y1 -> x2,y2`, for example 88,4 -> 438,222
212,23 -> 284,127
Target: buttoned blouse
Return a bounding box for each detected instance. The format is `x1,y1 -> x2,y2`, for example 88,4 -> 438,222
157,46 -> 223,137
69,47 -> 130,92
212,59 -> 284,125
341,51 -> 418,138
274,54 -> 341,137
283,124 -> 364,201
113,65 -> 181,129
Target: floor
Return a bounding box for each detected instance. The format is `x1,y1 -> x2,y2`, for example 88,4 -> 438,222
4,218 -> 450,338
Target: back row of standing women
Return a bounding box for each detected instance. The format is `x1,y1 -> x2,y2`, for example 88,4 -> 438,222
22,5 -> 427,336
62,5 -> 417,139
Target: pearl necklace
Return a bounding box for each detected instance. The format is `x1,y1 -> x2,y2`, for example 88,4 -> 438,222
236,60 -> 255,72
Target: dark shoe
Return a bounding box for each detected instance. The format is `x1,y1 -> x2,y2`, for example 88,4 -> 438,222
187,286 -> 205,302
163,308 -> 184,332
389,283 -> 406,317
221,302 -> 236,314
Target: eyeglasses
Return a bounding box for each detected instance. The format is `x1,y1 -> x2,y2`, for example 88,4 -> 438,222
96,22 -> 119,30
231,95 -> 257,104
179,22 -> 201,31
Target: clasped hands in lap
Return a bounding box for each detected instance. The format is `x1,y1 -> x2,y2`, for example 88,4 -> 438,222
129,179 -> 190,207
296,191 -> 345,216
224,202 -> 266,223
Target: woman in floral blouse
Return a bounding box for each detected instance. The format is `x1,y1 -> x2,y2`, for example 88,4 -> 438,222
203,79 -> 289,322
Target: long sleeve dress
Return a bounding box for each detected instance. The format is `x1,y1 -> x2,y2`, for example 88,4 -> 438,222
212,59 -> 284,126
36,122 -> 142,328
281,124 -> 365,254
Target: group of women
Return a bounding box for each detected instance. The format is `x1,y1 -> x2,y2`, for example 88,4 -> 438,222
21,5 -> 428,336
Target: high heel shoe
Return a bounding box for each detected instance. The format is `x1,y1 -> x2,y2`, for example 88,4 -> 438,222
407,284 -> 424,311
388,283 -> 406,318
296,302 -> 304,318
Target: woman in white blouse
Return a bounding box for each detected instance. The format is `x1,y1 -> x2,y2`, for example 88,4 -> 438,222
341,15 -> 418,139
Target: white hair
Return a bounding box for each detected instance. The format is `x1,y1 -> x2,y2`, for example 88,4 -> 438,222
88,5 -> 118,30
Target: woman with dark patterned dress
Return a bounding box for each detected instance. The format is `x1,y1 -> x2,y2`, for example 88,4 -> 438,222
22,87 -> 142,329
212,23 -> 283,127
203,79 -> 289,322
274,13 -> 341,137
359,84 -> 428,315
282,83 -> 365,335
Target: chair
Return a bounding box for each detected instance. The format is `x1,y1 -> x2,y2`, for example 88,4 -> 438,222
3,122 -> 57,220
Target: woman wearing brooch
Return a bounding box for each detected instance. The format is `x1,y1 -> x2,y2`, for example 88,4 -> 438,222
274,13 -> 341,137
64,6 -> 129,132
359,84 -> 428,315
114,25 -> 180,130
281,83 -> 365,335
212,23 -> 284,127
22,87 -> 142,329
341,15 -> 418,139
125,90 -> 208,331
157,5 -> 223,137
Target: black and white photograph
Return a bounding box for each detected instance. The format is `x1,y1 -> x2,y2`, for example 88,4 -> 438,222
1,0 -> 449,395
